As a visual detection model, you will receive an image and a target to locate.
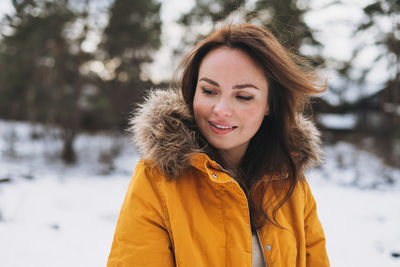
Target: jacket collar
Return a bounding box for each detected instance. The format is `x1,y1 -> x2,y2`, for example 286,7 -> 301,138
129,88 -> 323,179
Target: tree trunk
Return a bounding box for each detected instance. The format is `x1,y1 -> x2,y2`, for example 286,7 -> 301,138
61,129 -> 76,164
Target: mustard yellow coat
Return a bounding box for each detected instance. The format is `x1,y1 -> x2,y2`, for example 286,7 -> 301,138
107,89 -> 329,266
108,154 -> 329,267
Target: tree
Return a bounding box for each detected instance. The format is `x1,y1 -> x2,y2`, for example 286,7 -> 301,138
351,0 -> 400,164
0,0 -> 163,161
354,0 -> 399,107
0,0 -> 93,163
331,0 -> 399,104
247,0 -> 322,56
100,0 -> 162,129
177,0 -> 323,65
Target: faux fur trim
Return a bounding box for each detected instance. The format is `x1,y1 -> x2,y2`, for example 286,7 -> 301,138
290,115 -> 323,172
129,89 -> 201,178
129,88 -> 323,178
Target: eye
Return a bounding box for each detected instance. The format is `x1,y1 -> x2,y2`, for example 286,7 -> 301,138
201,88 -> 216,95
236,95 -> 253,101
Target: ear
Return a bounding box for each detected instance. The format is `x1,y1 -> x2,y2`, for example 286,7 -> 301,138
264,106 -> 269,116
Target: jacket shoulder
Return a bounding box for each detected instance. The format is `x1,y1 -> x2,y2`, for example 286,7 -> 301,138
127,159 -> 169,199
108,159 -> 175,266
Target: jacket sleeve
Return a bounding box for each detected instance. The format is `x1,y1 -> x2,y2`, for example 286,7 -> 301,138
303,181 -> 330,267
107,160 -> 175,267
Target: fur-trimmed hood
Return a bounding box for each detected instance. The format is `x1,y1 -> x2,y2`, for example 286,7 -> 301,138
129,88 -> 323,178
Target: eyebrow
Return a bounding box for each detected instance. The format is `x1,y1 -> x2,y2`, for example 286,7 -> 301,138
199,77 -> 259,90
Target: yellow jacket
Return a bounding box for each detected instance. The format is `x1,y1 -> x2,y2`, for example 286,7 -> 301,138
107,89 -> 329,266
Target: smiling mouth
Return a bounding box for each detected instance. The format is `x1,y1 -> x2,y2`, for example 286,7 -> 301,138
209,121 -> 238,130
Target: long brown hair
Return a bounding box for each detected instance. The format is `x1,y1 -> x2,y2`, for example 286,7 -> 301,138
179,24 -> 325,229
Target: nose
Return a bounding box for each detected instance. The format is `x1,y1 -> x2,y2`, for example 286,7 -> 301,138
213,96 -> 232,117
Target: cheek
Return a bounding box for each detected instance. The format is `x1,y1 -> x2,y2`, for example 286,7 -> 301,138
245,111 -> 264,128
193,93 -> 208,121
240,102 -> 267,129
242,100 -> 267,117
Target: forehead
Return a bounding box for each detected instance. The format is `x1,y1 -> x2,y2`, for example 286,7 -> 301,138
198,46 -> 266,83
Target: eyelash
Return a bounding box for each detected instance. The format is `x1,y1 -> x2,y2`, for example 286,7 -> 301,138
201,88 -> 215,95
237,95 -> 253,101
201,88 -> 253,101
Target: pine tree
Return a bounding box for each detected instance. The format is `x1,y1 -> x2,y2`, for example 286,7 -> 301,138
100,0 -> 162,129
177,0 -> 322,65
352,0 -> 400,164
0,0 -> 93,163
354,0 -> 399,108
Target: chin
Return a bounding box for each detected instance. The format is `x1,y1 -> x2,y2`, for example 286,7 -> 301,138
209,141 -> 236,152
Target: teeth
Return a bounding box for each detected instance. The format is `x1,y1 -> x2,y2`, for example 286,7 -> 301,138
211,122 -> 234,129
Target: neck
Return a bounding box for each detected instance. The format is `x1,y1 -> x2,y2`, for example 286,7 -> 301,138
218,146 -> 247,170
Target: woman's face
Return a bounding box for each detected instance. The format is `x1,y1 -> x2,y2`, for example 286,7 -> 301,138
193,46 -> 269,163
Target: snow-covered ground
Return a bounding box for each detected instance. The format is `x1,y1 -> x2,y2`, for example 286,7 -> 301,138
0,120 -> 399,266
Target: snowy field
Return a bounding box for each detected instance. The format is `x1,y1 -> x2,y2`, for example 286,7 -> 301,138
0,120 -> 399,267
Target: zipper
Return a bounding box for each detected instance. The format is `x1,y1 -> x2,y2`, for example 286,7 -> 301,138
256,229 -> 268,267
228,177 -> 261,267
214,165 -> 267,267
233,181 -> 253,267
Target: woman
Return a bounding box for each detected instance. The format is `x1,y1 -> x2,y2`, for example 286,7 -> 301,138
107,24 -> 329,266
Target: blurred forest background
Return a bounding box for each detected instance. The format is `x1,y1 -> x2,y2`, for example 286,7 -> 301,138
1,1 -> 400,266
0,0 -> 399,166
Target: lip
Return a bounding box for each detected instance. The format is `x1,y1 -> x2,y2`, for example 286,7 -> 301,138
208,121 -> 237,135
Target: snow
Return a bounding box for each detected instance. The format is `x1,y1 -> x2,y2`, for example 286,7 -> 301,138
0,177 -> 132,267
309,175 -> 400,267
318,113 -> 358,130
1,120 -> 400,266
